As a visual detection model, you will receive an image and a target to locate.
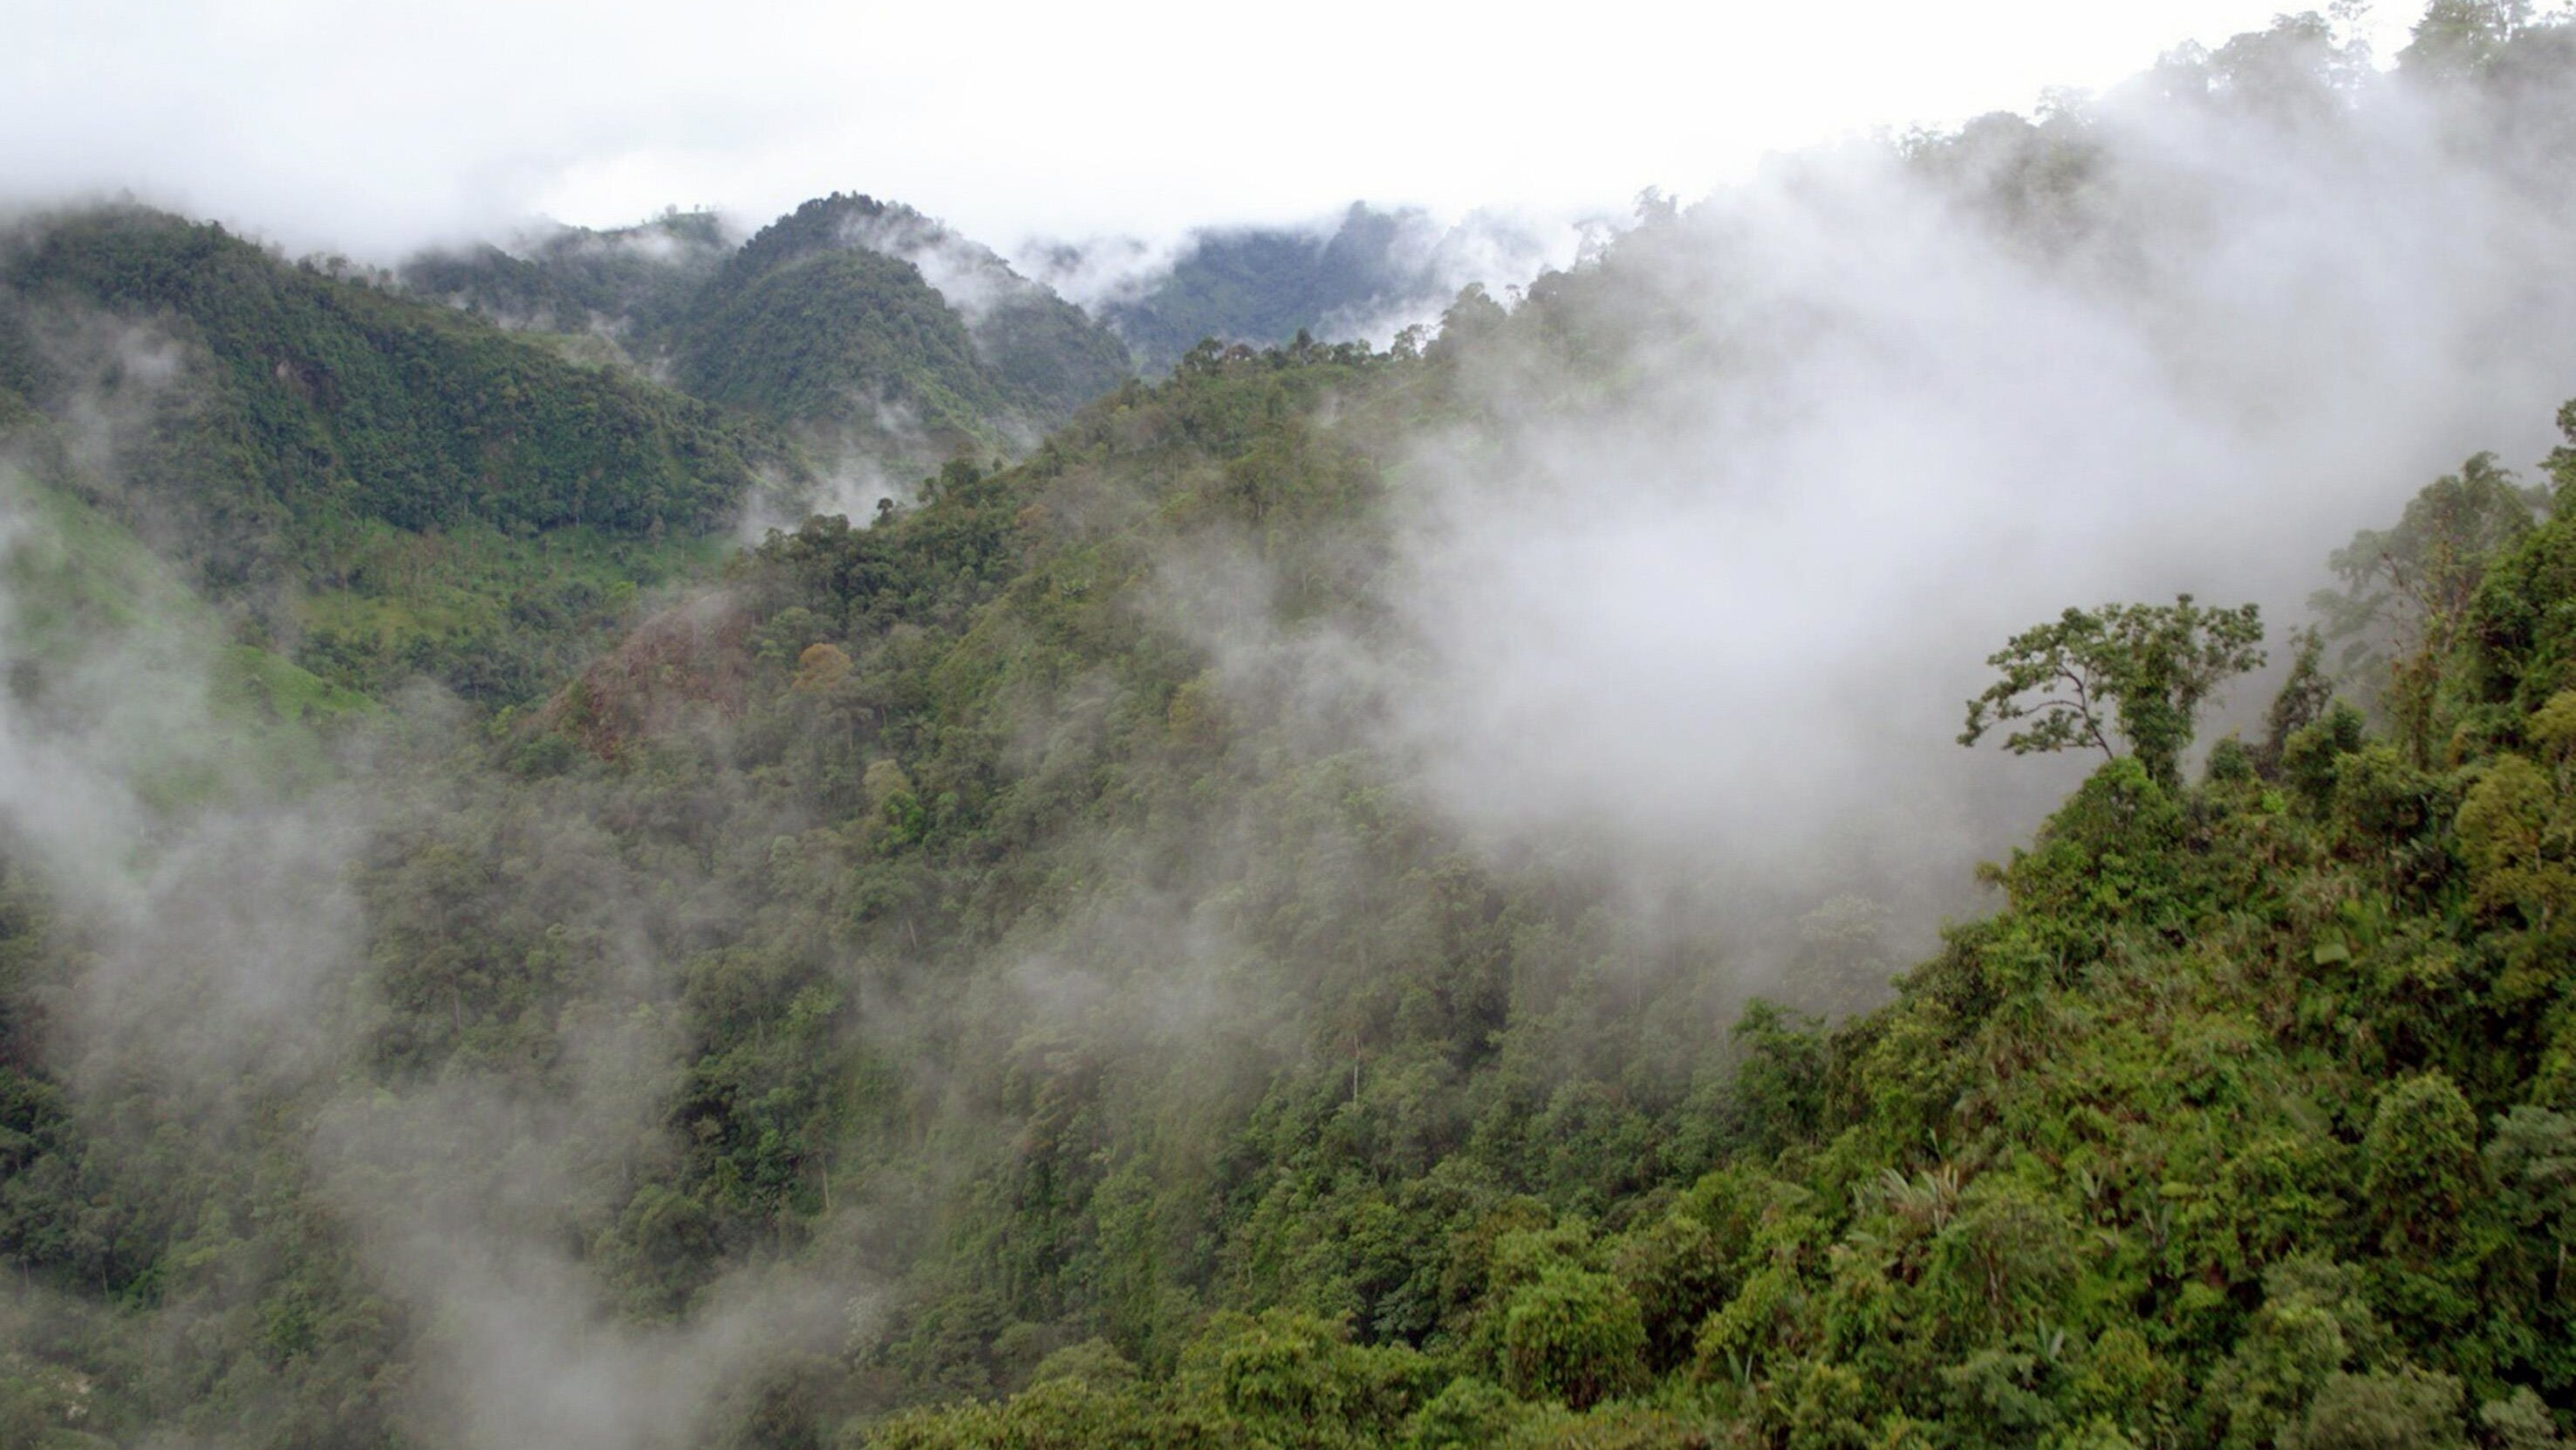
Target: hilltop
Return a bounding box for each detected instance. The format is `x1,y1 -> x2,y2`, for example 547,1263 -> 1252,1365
404,194 -> 1132,472
0,204 -> 789,706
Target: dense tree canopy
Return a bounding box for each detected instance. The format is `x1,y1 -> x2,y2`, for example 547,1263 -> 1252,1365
5,10 -> 2576,1450
404,192 -> 1133,471
1960,596 -> 2265,788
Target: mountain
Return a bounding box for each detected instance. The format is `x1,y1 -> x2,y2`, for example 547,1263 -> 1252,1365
3,8 -> 2576,1450
404,194 -> 1133,472
1,204 -> 791,704
395,206 -> 731,344
1043,202 -> 1567,374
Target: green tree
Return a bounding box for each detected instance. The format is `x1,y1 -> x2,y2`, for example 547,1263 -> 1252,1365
1499,1266 -> 1647,1410
1960,594 -> 2265,787
2280,1369 -> 2466,1450
2477,1388 -> 2569,1450
2363,1073 -> 2487,1262
2313,454 -> 2545,752
2399,0 -> 2533,78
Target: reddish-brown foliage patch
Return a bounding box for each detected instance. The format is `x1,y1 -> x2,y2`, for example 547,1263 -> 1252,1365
539,592 -> 753,758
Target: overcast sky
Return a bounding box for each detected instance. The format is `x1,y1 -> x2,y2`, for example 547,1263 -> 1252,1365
3,0 -> 2423,259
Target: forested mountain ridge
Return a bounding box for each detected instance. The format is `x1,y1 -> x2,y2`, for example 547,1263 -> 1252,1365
1051,203 -> 1563,374
4,5 -> 2576,1450
403,194 -> 1133,470
0,204 -> 791,707
863,458 -> 2576,1447
396,208 -> 732,343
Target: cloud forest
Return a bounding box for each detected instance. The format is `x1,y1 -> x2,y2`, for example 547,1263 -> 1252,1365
4,6 -> 2576,1450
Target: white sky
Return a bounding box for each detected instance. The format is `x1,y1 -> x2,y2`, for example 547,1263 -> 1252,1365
2,0 -> 2424,258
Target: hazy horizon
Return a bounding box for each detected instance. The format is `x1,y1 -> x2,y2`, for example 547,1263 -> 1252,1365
3,0 -> 2427,262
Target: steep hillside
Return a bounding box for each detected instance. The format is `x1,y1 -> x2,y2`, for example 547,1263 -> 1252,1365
10,311 -> 2572,1450
405,194 -> 1133,471
868,463 -> 2576,1446
1075,203 -> 1560,373
3,9 -> 2576,1450
398,208 -> 732,341
0,205 -> 784,703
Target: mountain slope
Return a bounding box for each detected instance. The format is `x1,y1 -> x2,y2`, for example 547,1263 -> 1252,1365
3,9 -> 2576,1450
405,194 -> 1134,472
1,205 -> 785,703
7,208 -> 772,547
398,207 -> 731,340
1076,203 -> 1561,373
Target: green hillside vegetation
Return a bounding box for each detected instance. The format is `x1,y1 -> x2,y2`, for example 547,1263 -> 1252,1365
400,208 -> 732,339
290,521 -> 725,704
0,424 -> 369,800
1097,203 -> 1523,374
677,238 -> 1004,444
407,194 -> 1133,469
4,208 -> 774,547
684,194 -> 1131,432
6,326 -> 2572,1449
0,206 -> 795,706
0,8 -> 2574,1450
830,412 -> 2576,1449
0,318 -> 1814,1450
